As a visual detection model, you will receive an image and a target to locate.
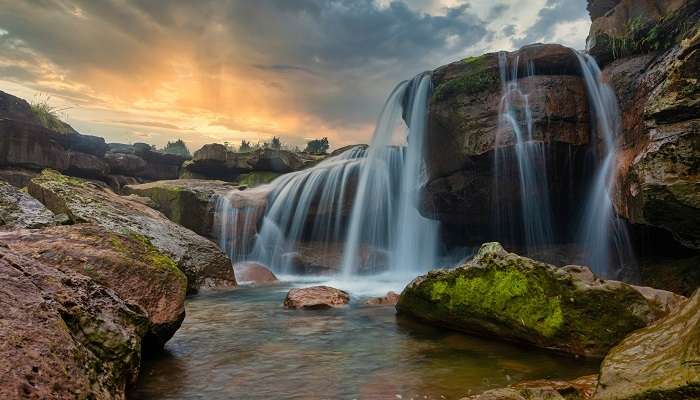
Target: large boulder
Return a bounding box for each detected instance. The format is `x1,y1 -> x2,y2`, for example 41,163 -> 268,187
396,243 -> 685,357
0,167 -> 39,188
594,289 -> 700,399
105,143 -> 188,181
0,180 -> 59,229
0,224 -> 187,348
0,247 -> 148,399
233,262 -> 278,284
422,44 -> 591,236
27,169 -> 236,293
124,179 -> 239,238
254,148 -> 304,172
182,143 -> 255,181
283,285 -> 350,309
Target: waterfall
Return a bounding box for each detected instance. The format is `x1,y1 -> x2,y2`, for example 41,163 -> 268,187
575,52 -> 636,278
215,72 -> 439,277
494,52 -> 554,251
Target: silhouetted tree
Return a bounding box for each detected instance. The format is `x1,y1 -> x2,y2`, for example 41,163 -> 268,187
161,139 -> 191,158
305,137 -> 330,154
270,136 -> 282,150
239,140 -> 252,152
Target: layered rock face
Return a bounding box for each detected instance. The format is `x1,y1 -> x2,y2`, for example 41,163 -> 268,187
592,1 -> 700,251
422,44 -> 591,242
124,179 -> 239,238
396,243 -> 684,357
0,224 -> 187,348
27,169 -> 236,293
0,248 -> 148,399
105,142 -> 189,182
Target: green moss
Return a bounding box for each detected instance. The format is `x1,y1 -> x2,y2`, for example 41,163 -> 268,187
432,55 -> 499,102
428,267 -> 564,337
108,232 -> 179,275
237,171 -> 281,187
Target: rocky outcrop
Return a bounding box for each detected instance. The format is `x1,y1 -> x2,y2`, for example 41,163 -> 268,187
283,286 -> 350,309
593,289 -> 699,399
461,375 -> 598,400
0,167 -> 38,188
105,143 -> 189,182
183,144 -> 305,181
586,0 -> 699,66
27,169 -> 236,293
0,247 -> 148,399
422,44 -> 591,235
396,243 -> 684,357
0,89 -> 78,134
233,262 -> 278,284
124,179 -> 239,238
602,11 -> 700,250
0,180 -> 61,229
0,224 -> 187,347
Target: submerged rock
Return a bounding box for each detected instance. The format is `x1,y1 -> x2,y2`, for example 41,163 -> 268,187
0,247 -> 148,399
0,180 -> 59,229
124,179 -> 239,238
365,291 -> 400,306
233,262 -> 278,284
396,243 -> 684,357
461,374 -> 598,400
0,224 -> 187,348
283,285 -> 350,309
594,289 -> 700,399
27,169 -> 236,293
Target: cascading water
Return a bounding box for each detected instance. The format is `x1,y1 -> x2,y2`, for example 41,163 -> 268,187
494,52 -> 554,252
215,72 -> 439,279
575,52 -> 636,278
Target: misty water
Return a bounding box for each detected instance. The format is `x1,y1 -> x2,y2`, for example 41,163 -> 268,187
131,280 -> 598,400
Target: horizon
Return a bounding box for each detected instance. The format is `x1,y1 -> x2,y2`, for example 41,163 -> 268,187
0,0 -> 591,151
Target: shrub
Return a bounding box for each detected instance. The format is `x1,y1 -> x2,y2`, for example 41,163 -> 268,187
304,137 -> 330,154
161,139 -> 191,158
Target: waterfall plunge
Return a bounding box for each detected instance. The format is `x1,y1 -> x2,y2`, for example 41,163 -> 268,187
215,73 -> 439,278
575,52 -> 636,278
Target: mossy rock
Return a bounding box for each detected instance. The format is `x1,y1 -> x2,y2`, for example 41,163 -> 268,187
397,243 -> 683,357
432,54 -> 500,102
594,290 -> 700,399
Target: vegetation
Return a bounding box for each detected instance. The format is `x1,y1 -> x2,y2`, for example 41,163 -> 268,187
160,139 -> 191,158
304,137 -> 330,154
432,55 -> 500,102
270,136 -> 282,150
30,95 -> 74,134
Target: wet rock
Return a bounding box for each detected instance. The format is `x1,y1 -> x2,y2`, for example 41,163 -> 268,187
594,289 -> 700,399
0,247 -> 148,399
27,169 -> 236,293
365,291 -> 400,306
279,241 -> 389,275
396,242 -> 685,357
234,262 -> 278,284
0,224 -> 187,348
124,179 -> 239,238
461,375 -> 598,400
0,180 -> 58,229
283,285 -> 350,309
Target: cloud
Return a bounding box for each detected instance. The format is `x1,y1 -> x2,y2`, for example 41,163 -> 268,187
513,0 -> 589,48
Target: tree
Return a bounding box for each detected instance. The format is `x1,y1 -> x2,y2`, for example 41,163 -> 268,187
270,136 -> 282,150
304,137 -> 330,154
239,140 -> 252,152
161,139 -> 191,158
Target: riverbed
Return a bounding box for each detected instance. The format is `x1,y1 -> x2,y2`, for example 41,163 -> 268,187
130,278 -> 598,400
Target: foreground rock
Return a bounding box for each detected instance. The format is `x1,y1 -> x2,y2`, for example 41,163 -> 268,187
124,179 -> 239,238
233,262 -> 278,284
283,286 -> 350,309
0,180 -> 61,229
594,289 -> 700,399
0,224 -> 187,347
0,248 -> 148,399
397,243 -> 684,357
461,375 -> 598,400
27,169 -> 236,293
365,291 -> 400,306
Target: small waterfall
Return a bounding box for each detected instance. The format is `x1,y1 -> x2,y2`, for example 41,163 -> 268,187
494,52 -> 554,251
215,72 -> 439,277
575,52 -> 636,278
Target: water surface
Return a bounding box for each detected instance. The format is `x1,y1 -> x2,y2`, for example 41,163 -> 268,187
131,279 -> 598,400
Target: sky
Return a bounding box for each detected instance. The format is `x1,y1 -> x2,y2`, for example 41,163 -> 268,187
0,0 -> 591,151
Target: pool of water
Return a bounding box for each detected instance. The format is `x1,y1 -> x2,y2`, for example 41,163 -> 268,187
130,278 -> 599,400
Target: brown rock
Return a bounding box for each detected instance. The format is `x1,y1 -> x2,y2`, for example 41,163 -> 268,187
234,262 -> 278,284
0,167 -> 38,188
27,169 -> 236,293
0,224 -> 187,348
283,285 -> 350,309
0,247 -> 148,399
461,375 -> 598,400
365,291 -> 400,306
